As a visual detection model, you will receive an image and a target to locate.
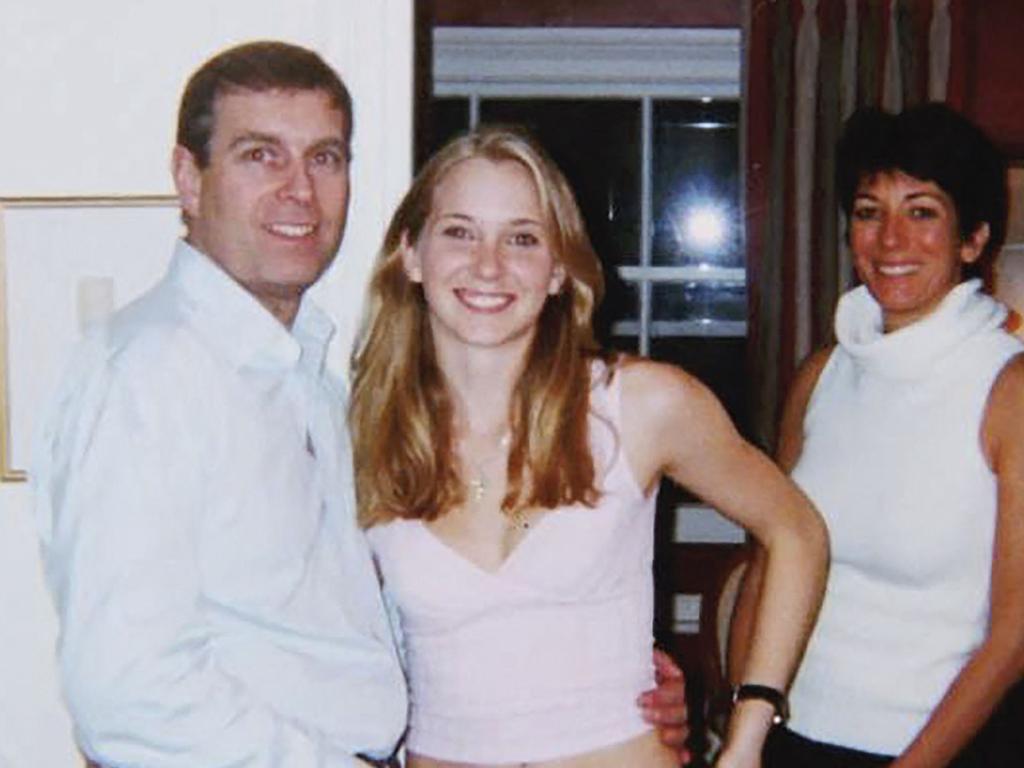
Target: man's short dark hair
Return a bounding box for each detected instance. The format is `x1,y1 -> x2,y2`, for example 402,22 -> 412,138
836,103 -> 1008,271
177,40 -> 353,168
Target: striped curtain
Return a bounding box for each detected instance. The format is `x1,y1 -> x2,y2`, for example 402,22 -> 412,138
743,0 -> 961,450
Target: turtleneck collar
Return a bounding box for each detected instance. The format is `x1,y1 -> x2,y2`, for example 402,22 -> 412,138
834,279 -> 1007,380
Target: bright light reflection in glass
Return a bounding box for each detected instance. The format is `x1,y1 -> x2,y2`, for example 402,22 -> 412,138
681,204 -> 728,252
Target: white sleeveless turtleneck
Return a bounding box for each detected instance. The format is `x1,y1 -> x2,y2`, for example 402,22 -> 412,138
787,280 -> 1022,755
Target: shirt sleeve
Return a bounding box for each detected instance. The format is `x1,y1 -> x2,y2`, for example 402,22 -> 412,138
380,584 -> 407,669
33,354 -> 367,768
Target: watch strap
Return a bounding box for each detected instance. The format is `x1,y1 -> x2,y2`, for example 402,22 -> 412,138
732,683 -> 790,725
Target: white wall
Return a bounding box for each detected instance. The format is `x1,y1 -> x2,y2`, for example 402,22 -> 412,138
0,1 -> 413,765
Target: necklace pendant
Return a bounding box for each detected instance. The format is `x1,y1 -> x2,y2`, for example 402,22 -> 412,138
508,508 -> 530,531
468,477 -> 486,501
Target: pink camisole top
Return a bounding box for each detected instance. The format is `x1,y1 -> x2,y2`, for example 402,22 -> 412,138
366,364 -> 658,764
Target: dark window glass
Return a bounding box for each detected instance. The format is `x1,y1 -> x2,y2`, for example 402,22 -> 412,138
418,97 -> 470,163
603,278 -> 640,349
606,333 -> 641,357
479,99 -> 642,269
652,101 -> 740,268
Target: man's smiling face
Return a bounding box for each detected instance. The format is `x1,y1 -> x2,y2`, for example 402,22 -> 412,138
173,87 -> 350,325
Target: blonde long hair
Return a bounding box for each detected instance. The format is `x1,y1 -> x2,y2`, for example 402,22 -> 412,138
351,126 -> 609,528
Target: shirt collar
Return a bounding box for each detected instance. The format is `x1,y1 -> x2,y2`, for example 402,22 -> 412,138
167,239 -> 335,374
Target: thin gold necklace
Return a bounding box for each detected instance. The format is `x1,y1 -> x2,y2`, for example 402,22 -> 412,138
463,434 -> 531,530
464,432 -> 510,502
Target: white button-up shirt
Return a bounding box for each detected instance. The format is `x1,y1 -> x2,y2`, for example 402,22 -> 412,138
33,241 -> 407,767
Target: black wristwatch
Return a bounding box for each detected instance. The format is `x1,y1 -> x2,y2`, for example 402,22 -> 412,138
732,683 -> 789,725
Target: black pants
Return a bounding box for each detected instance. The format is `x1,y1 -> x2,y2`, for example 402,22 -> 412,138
764,682 -> 1024,768
763,727 -> 893,768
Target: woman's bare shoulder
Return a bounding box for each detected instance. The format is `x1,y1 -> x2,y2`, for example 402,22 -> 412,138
614,356 -> 735,490
617,355 -> 713,406
983,352 -> 1024,465
774,346 -> 834,469
791,346 -> 835,398
616,355 -> 734,447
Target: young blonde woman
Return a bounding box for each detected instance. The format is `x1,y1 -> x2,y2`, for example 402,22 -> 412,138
351,126 -> 827,768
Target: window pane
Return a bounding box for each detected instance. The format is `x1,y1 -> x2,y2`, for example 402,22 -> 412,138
418,97 -> 470,164
606,333 -> 641,356
652,281 -> 746,324
601,276 -> 640,348
479,99 -> 641,269
652,101 -> 740,268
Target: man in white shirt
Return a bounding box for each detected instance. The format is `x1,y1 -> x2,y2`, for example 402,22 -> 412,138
35,40 -> 406,768
33,41 -> 689,768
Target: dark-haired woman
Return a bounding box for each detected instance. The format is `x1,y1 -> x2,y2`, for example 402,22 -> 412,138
732,103 -> 1024,767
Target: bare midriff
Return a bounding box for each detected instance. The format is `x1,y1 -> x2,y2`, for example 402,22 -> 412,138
406,730 -> 677,768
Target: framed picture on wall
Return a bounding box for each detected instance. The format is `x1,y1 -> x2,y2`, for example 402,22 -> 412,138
0,196 -> 181,482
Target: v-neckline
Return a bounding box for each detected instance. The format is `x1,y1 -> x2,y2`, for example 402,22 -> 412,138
414,514 -> 550,578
